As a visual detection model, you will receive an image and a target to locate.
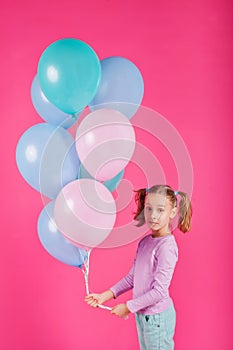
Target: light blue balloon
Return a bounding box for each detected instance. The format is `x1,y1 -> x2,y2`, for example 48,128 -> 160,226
16,123 -> 80,199
31,75 -> 78,129
38,38 -> 101,114
78,164 -> 124,192
38,201 -> 87,267
89,56 -> 144,119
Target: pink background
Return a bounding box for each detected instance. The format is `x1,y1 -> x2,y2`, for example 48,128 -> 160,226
1,0 -> 232,349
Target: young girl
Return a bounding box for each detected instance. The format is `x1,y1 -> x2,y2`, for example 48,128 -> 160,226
85,185 -> 192,350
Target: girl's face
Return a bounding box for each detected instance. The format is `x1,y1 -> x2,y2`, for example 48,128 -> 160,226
144,193 -> 176,236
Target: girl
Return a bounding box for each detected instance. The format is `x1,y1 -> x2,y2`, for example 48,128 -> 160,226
85,185 -> 192,350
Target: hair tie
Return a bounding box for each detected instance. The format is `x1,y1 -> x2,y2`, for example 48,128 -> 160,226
145,188 -> 149,193
174,190 -> 179,196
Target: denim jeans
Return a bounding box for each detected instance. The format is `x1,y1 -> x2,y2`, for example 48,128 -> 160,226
135,303 -> 176,350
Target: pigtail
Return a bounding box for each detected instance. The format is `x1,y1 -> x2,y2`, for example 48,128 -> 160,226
177,191 -> 192,233
133,188 -> 147,227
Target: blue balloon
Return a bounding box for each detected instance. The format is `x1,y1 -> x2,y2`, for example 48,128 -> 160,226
78,164 -> 124,192
38,38 -> 101,114
31,75 -> 78,129
89,56 -> 144,119
38,201 -> 87,267
16,123 -> 80,199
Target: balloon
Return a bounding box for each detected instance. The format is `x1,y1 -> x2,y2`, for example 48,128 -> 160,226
38,201 -> 87,267
78,164 -> 124,192
54,179 -> 116,248
16,123 -> 80,199
89,56 -> 144,119
31,75 -> 78,129
75,109 -> 135,181
38,38 -> 101,114
103,169 -> 124,192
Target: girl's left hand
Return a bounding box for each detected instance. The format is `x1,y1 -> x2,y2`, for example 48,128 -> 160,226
111,303 -> 130,318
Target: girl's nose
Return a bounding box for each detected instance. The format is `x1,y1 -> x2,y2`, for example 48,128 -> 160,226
152,211 -> 159,220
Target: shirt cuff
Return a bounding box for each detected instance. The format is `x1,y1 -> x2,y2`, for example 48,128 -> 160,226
109,287 -> 117,299
126,300 -> 136,313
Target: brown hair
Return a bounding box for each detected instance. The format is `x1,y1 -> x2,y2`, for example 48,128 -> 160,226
133,185 -> 192,233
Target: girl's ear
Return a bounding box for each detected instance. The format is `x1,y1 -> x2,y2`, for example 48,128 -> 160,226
170,207 -> 177,219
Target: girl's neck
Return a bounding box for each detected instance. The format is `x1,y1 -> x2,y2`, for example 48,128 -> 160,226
151,230 -> 172,238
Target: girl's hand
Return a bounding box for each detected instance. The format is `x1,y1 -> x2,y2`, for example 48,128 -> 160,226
111,303 -> 130,318
85,290 -> 114,308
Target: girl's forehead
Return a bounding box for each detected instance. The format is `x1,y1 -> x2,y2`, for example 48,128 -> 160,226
145,193 -> 170,206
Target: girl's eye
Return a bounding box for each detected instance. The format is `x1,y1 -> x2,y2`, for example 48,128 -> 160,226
158,208 -> 164,213
146,207 -> 152,211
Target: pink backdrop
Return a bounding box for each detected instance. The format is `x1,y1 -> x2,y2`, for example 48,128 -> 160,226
1,0 -> 232,349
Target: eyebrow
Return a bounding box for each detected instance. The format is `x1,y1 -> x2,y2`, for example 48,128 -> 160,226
145,203 -> 165,207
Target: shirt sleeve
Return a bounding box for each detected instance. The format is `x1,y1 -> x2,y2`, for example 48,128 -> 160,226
110,259 -> 135,298
126,242 -> 178,313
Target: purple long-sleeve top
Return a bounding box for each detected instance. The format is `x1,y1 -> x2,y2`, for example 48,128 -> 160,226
110,234 -> 178,315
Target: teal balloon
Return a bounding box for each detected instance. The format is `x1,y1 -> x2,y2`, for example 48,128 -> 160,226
78,164 -> 124,192
31,75 -> 80,129
103,169 -> 124,192
38,38 -> 101,114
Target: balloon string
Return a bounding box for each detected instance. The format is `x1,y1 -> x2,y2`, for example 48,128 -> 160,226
81,249 -> 112,311
81,249 -> 91,294
98,304 -> 112,311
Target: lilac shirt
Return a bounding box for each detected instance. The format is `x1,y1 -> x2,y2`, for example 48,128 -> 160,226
110,234 -> 178,315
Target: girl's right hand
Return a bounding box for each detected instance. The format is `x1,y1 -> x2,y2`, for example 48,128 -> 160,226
85,290 -> 114,307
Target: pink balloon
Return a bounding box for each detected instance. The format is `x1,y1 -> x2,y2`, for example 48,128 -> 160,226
76,108 -> 135,181
54,179 -> 116,248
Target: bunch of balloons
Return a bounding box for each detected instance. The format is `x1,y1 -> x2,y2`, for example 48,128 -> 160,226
16,38 -> 144,276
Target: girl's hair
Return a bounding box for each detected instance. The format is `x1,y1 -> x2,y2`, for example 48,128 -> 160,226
133,185 -> 192,233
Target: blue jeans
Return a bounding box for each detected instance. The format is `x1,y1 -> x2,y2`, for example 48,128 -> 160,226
135,304 -> 176,350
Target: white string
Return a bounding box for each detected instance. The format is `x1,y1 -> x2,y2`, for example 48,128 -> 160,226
80,249 -> 112,311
